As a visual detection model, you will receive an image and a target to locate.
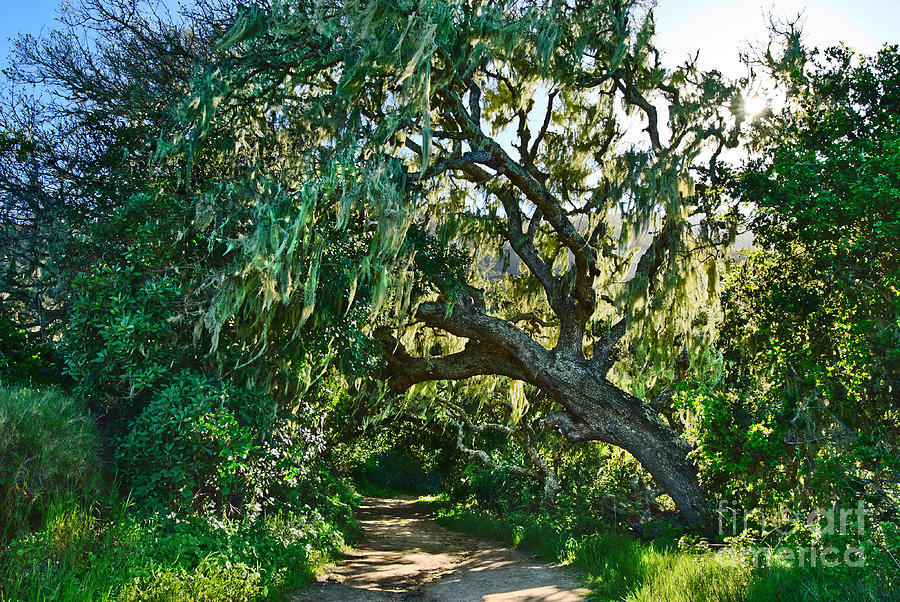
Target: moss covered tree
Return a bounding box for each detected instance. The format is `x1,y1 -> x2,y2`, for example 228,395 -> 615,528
146,0 -> 753,525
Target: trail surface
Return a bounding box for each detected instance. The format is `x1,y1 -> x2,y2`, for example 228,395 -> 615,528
292,497 -> 589,602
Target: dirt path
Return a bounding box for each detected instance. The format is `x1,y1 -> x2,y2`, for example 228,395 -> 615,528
292,497 -> 590,602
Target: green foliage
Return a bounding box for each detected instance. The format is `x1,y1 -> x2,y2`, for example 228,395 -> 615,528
450,463 -> 540,514
624,550 -> 749,602
0,387 -> 101,543
116,373 -> 323,518
0,385 -> 355,600
4,2 -> 898,599
555,441 -> 656,521
62,192 -> 198,420
2,498 -> 134,602
6,0 -> 738,531
0,310 -> 64,387
156,0 -> 740,429
745,565 -> 898,602
0,492 -> 354,602
443,414 -> 665,524
682,43 -> 900,514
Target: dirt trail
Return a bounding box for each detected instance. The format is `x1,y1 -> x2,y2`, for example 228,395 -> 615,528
292,497 -> 590,602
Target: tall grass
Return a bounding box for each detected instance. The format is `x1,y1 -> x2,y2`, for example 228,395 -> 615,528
0,492 -> 353,601
431,501 -> 893,602
745,566 -> 898,602
0,387 -> 102,543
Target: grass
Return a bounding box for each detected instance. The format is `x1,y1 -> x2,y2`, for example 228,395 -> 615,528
0,387 -> 102,543
0,493 -> 354,601
744,566 -> 899,602
0,385 -> 360,601
428,499 -> 895,602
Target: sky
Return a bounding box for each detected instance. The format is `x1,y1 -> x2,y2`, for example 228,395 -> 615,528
653,0 -> 900,78
2,0 -> 899,74
1,0 -> 64,70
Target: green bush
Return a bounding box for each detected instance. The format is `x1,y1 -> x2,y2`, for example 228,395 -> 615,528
0,387 -> 101,543
116,373 -> 320,518
61,194 -> 197,422
0,310 -> 64,387
0,493 -> 353,602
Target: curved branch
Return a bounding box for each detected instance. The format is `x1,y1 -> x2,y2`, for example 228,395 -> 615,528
377,331 -> 527,392
443,90 -> 597,352
455,421 -> 537,480
414,149 -> 496,182
415,301 -> 549,375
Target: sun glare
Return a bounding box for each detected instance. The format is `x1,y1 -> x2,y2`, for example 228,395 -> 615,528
742,95 -> 769,118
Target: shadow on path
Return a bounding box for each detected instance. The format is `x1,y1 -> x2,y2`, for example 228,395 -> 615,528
292,497 -> 589,602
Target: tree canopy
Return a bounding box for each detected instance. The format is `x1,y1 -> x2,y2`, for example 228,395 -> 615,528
130,0 -> 754,524
708,36 -> 900,510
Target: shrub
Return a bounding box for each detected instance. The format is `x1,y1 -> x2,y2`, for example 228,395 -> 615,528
0,310 -> 64,387
115,372 -> 321,518
61,194 -> 196,422
0,387 -> 101,542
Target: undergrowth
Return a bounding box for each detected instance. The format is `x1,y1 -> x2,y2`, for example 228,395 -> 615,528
1,491 -> 355,601
0,386 -> 360,602
429,499 -> 896,602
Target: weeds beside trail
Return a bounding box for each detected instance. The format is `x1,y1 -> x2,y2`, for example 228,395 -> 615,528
430,500 -> 894,602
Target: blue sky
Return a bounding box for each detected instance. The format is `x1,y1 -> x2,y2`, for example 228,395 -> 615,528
1,0 -> 898,73
1,0 -> 63,70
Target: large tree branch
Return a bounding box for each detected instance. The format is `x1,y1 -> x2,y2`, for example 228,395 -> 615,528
528,89 -> 557,164
444,89 -> 597,353
415,300 -> 549,375
379,333 -> 527,392
542,410 -> 597,443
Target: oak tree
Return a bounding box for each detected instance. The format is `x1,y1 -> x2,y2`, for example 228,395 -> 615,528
164,0 -> 748,524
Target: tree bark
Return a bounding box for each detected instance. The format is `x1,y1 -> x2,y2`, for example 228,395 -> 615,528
384,301 -> 709,527
527,357 -> 708,526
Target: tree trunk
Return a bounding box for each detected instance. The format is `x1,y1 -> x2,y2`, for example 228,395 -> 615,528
534,359 -> 709,526
383,304 -> 710,527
